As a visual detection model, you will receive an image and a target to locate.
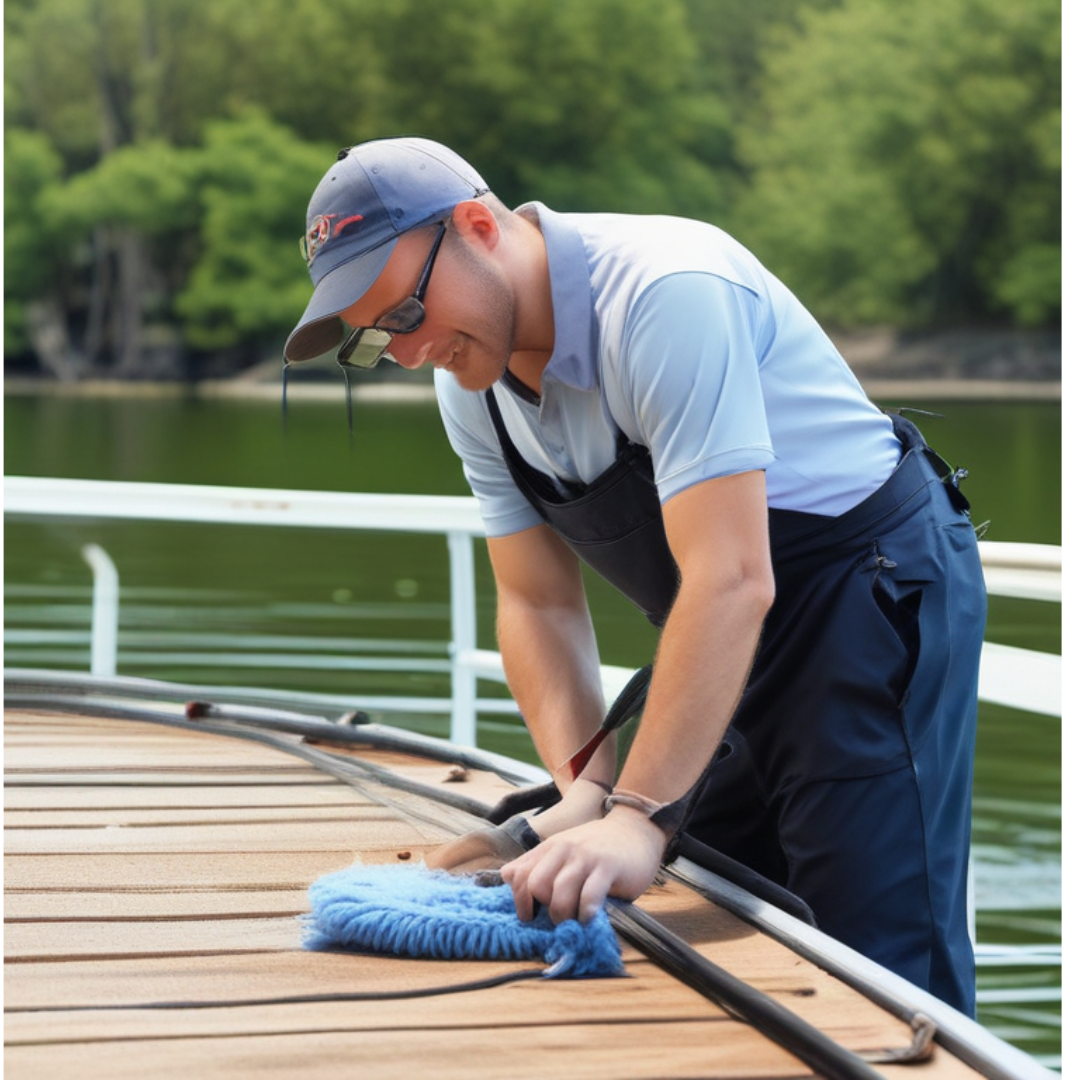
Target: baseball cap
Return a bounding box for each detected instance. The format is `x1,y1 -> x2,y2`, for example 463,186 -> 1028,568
284,138 -> 489,363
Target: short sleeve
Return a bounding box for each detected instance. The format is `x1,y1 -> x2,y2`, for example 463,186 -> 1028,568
616,272 -> 776,504
434,370 -> 544,537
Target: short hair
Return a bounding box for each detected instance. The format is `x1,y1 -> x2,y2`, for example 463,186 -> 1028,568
477,191 -> 514,229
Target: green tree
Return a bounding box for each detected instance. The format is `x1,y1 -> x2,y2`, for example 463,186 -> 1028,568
5,0 -> 231,155
680,0 -> 842,126
176,113 -> 332,354
5,0 -> 235,375
14,0 -> 1054,377
6,0 -> 746,375
201,0 -> 735,219
37,139 -> 202,374
4,128 -> 71,373
733,0 -> 1061,328
6,112 -> 328,372
187,0 -> 393,148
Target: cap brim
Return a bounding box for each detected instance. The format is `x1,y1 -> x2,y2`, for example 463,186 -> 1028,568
284,239 -> 398,362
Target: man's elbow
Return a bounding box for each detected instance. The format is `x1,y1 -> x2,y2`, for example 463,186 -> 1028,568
736,563 -> 775,627
678,559 -> 776,621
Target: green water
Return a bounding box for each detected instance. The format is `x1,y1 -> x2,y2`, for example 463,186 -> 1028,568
4,388 -> 1061,1063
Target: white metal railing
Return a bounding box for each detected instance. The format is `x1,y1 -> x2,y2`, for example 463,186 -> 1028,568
5,475 -> 1062,735
79,544 -> 119,678
6,476 -> 484,745
5,475 -> 1062,987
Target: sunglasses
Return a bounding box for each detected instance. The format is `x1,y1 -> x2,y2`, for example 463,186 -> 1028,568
283,221 -> 447,437
336,221 -> 447,370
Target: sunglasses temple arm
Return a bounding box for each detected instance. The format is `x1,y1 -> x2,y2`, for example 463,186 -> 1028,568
340,363 -> 355,442
414,223 -> 446,298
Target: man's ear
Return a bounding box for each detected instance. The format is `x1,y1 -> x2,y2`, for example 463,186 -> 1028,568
450,199 -> 501,251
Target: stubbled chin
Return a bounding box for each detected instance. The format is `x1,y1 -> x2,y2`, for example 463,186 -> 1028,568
448,349 -> 509,392
451,367 -> 503,393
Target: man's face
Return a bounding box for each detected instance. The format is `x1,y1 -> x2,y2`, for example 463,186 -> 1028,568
338,224 -> 515,392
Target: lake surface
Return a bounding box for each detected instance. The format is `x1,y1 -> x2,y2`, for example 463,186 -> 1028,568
4,386 -> 1061,1064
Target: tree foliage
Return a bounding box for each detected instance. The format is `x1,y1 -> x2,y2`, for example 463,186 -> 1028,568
4,128 -> 66,354
4,0 -> 1060,376
733,0 -> 1060,328
175,114 -> 332,350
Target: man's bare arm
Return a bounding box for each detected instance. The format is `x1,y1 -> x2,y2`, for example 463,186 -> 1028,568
612,469 -> 774,803
487,523 -> 617,800
502,470 -> 775,922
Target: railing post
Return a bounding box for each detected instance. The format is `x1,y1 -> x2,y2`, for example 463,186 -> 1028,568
80,543 -> 119,677
447,530 -> 478,746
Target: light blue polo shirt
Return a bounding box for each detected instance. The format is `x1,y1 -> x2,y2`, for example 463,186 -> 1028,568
436,203 -> 899,538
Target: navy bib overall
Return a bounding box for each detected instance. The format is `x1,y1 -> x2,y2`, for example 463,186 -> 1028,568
486,390 -> 985,1015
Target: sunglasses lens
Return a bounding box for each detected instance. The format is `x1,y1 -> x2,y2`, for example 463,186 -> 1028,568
340,327 -> 392,369
376,298 -> 425,334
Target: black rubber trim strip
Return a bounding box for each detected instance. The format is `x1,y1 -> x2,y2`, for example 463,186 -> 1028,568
665,857 -> 1052,1080
4,671 -> 537,784
4,668 -> 371,719
5,693 -> 494,825
607,900 -> 888,1080
486,780 -> 561,823
673,833 -> 817,927
6,969 -> 547,1012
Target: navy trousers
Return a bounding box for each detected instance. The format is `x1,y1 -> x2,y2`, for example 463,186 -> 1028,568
488,387 -> 986,1015
685,419 -> 987,1015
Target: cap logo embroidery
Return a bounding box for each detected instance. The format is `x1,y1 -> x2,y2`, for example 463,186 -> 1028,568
301,213 -> 364,266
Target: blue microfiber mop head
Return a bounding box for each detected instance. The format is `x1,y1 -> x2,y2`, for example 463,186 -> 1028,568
304,862 -> 624,978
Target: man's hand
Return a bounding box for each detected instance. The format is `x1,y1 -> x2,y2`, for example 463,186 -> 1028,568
422,817 -> 534,874
424,778 -> 607,875
500,806 -> 668,924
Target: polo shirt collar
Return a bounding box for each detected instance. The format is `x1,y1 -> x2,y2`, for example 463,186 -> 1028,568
517,202 -> 599,392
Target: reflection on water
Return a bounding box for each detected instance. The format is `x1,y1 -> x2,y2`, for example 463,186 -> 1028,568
972,693 -> 1062,1066
4,391 -> 1061,1064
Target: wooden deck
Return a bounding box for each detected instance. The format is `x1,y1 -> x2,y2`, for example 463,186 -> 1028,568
5,707 -> 987,1079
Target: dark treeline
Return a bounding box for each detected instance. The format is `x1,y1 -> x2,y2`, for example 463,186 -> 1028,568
4,0 -> 1060,380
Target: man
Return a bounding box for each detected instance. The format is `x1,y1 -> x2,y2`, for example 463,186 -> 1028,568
284,137 -> 986,1014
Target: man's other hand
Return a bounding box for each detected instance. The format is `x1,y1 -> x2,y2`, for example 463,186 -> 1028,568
500,807 -> 667,924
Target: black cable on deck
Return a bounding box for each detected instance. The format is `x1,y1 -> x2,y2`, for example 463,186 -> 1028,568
6,969 -> 548,1012
608,899 -> 889,1080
